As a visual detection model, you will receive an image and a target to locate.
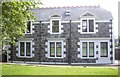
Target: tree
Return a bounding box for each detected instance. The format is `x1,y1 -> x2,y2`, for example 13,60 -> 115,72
1,1 -> 42,44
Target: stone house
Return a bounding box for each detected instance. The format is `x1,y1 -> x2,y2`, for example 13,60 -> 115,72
8,6 -> 115,64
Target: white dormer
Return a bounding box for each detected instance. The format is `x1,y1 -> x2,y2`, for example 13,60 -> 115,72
49,15 -> 63,34
79,12 -> 98,34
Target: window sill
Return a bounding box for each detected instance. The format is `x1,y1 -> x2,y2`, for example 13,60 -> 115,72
24,33 -> 32,34
50,33 -> 61,34
18,56 -> 33,58
48,57 -> 64,58
80,32 -> 96,34
81,57 -> 96,59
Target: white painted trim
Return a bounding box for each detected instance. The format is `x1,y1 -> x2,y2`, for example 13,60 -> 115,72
37,20 -> 110,24
63,48 -> 66,51
61,30 -> 64,33
109,24 -> 112,27
80,11 -> 97,18
50,18 -> 62,34
77,48 -> 80,51
32,48 -> 35,51
98,40 -> 110,58
63,42 -> 66,45
95,24 -> 98,27
32,42 -> 35,45
41,21 -> 50,24
109,29 -> 112,32
111,22 -> 115,63
48,30 -> 50,33
63,54 -> 66,58
16,53 -> 18,56
47,40 -> 64,58
48,25 -> 50,28
61,21 -> 81,23
61,25 -> 63,28
32,25 -> 35,29
25,20 -> 33,34
78,39 -> 111,61
79,38 -> 111,40
80,18 -> 96,34
45,42 -> 48,45
110,34 -> 112,37
32,54 -> 35,57
32,30 -> 35,33
77,42 -> 80,45
16,48 -> 18,51
18,40 -> 33,58
78,25 -> 81,28
96,29 -> 98,32
45,48 -> 48,51
96,20 -> 110,22
45,54 -> 48,57
77,54 -> 80,58
80,41 -> 96,59
78,30 -> 81,33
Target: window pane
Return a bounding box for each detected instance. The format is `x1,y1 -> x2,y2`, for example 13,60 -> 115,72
26,42 -> 31,56
20,42 -> 24,56
27,21 -> 31,33
89,20 -> 94,32
82,42 -> 87,57
50,42 -> 55,57
82,20 -> 87,32
56,42 -> 62,57
89,42 -> 94,57
52,20 -> 59,33
100,42 -> 108,57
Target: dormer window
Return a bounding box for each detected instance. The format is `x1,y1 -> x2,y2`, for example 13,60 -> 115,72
25,21 -> 32,34
82,19 -> 94,32
52,20 -> 59,33
50,15 -> 62,34
79,12 -> 96,34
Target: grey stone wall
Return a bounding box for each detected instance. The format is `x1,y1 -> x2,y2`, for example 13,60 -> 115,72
9,20 -> 112,63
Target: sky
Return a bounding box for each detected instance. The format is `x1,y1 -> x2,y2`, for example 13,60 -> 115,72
42,0 -> 119,38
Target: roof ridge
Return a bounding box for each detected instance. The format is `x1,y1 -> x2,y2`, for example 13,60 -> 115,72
38,5 -> 100,9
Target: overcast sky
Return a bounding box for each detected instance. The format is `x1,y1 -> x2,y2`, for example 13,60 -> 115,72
42,0 -> 119,38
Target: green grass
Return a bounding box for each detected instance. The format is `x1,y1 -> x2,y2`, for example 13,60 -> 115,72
2,64 -> 118,75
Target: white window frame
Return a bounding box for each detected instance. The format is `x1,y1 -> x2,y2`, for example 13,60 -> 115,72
99,41 -> 110,58
48,40 -> 64,58
25,20 -> 32,34
18,40 -> 32,58
81,18 -> 96,34
50,18 -> 61,34
79,38 -> 110,59
80,40 -> 96,59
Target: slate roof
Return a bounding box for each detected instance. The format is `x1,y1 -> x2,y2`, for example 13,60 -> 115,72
31,6 -> 113,21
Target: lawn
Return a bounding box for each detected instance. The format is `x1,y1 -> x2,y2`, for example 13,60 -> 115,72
2,64 -> 118,75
